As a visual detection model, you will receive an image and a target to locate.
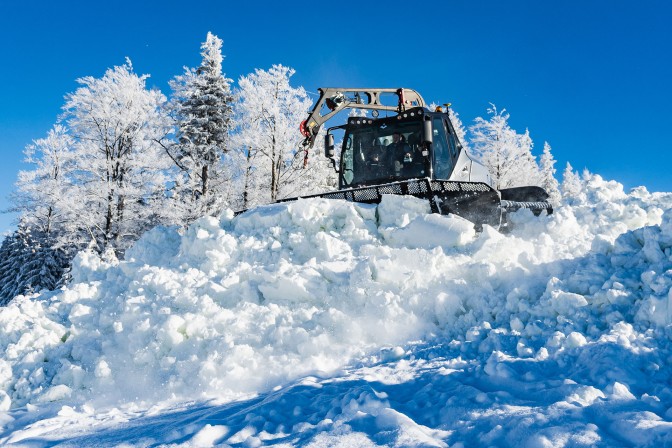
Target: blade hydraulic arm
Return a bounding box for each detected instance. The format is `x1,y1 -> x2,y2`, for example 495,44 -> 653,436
300,87 -> 426,151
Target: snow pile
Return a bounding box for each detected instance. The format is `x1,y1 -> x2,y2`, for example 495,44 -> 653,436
1,173 -> 672,446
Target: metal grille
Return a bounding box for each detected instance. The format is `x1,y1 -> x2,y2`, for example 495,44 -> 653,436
321,192 -> 347,200
354,189 -> 380,201
378,184 -> 403,195
430,181 -> 443,192
407,181 -> 427,194
431,181 -> 462,192
462,183 -> 489,192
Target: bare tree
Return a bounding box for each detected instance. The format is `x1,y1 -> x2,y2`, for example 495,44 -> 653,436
469,105 -> 541,190
231,65 -> 313,207
62,59 -> 172,254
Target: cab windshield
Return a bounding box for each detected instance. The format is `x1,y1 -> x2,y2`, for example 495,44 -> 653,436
340,120 -> 426,188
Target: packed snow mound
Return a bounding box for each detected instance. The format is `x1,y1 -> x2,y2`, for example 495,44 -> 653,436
1,173 -> 672,446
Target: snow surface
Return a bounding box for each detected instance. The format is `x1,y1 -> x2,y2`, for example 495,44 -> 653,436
1,173 -> 672,447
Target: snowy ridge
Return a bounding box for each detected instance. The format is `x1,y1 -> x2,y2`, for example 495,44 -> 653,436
1,173 -> 672,446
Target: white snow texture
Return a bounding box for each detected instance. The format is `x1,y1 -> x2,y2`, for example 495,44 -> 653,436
1,173 -> 672,447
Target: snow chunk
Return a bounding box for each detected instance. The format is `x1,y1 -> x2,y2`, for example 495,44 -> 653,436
382,213 -> 475,249
606,382 -> 636,401
566,385 -> 606,406
377,194 -> 431,228
36,385 -> 72,403
549,291 -> 588,314
564,332 -> 588,349
379,346 -> 406,362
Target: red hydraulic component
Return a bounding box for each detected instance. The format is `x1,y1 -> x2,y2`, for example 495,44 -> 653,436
300,120 -> 310,138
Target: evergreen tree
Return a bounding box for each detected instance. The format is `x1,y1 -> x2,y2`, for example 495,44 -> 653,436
561,162 -> 583,203
538,142 -> 561,204
169,32 -> 234,222
0,225 -> 71,306
231,65 -> 312,207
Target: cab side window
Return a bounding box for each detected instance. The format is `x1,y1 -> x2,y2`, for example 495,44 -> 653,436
341,135 -> 355,185
445,119 -> 459,161
432,118 -> 452,179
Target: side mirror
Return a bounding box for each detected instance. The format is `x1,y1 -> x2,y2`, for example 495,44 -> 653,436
423,118 -> 433,144
325,134 -> 335,158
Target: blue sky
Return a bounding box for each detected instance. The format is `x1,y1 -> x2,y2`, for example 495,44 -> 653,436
1,1 -> 671,234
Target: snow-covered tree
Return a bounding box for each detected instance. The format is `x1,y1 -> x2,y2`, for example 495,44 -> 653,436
561,162 -> 583,203
2,60 -> 175,302
231,65 -> 313,207
448,107 -> 468,149
0,224 -> 70,306
169,32 -> 234,222
62,59 -> 172,254
308,122 -> 340,195
469,105 -> 541,189
538,142 -> 561,204
4,126 -> 79,300
10,125 -> 75,240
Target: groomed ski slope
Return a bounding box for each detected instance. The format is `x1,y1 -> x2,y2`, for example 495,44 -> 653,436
1,173 -> 672,447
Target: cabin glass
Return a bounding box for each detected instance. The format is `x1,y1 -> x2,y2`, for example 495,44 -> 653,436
340,120 -> 426,188
445,119 -> 459,161
432,118 -> 453,179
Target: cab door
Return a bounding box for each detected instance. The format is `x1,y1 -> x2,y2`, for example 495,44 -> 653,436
431,117 -> 456,179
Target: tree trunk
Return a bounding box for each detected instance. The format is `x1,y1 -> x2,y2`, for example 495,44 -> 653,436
113,164 -> 126,248
46,206 -> 53,236
270,134 -> 279,202
115,194 -> 125,245
201,164 -> 209,199
104,145 -> 115,250
105,191 -> 113,246
270,160 -> 277,202
243,148 -> 252,209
